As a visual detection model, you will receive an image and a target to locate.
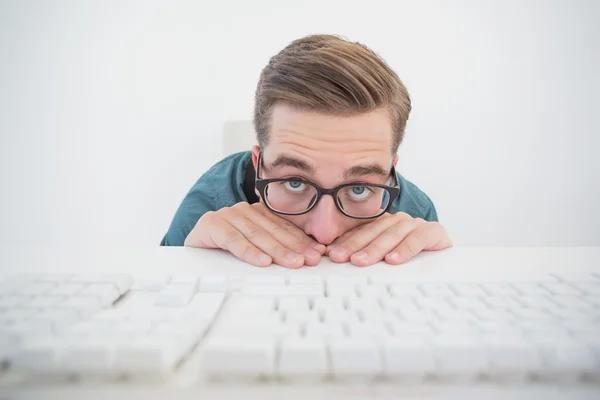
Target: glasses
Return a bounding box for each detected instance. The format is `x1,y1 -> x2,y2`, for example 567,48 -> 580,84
255,153 -> 401,219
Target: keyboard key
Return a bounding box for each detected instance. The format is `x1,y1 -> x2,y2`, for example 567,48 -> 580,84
420,284 -> 454,297
80,284 -> 121,307
11,338 -> 63,372
482,284 -> 519,296
56,296 -> 102,317
114,337 -> 189,373
451,283 -> 486,296
512,283 -> 551,296
511,308 -> 556,320
304,321 -> 345,343
570,282 -> 600,295
447,297 -> 489,310
288,275 -> 323,287
433,337 -> 489,374
20,283 -> 56,296
61,338 -> 114,372
482,296 -> 523,309
170,275 -> 201,290
198,276 -> 227,292
330,338 -> 381,377
48,283 -> 85,296
389,284 -> 422,297
0,296 -> 30,308
313,298 -> 346,315
322,310 -> 360,325
245,275 -> 286,286
516,296 -> 558,309
388,321 -> 434,336
155,284 -> 195,307
483,337 -> 542,373
0,308 -> 39,323
347,321 -> 391,340
356,284 -> 389,299
135,275 -> 171,292
382,338 -> 435,376
19,296 -> 66,309
283,310 -> 320,326
541,342 -> 600,375
278,297 -> 310,312
70,274 -> 133,295
278,337 -> 328,377
201,337 -> 275,376
430,321 -> 480,334
542,283 -> 583,296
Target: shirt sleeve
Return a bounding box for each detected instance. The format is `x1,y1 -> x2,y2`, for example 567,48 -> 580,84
421,194 -> 439,222
160,178 -> 219,246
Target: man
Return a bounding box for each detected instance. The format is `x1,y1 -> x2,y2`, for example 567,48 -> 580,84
161,34 -> 452,268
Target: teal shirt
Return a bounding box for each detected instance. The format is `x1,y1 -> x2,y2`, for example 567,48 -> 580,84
161,151 -> 438,246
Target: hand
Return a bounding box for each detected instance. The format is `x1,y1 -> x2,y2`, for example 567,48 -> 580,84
184,202 -> 325,268
326,212 -> 452,266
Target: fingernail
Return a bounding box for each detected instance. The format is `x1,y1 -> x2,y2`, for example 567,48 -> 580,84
303,249 -> 321,259
286,252 -> 302,263
258,253 -> 271,265
354,251 -> 367,260
330,248 -> 347,259
312,243 -> 326,253
387,252 -> 402,263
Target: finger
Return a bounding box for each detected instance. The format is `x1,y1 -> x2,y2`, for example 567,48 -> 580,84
385,222 -> 446,265
328,213 -> 414,263
328,208 -> 387,250
350,218 -> 425,267
251,204 -> 325,261
205,217 -> 273,267
255,203 -> 326,255
226,214 -> 305,269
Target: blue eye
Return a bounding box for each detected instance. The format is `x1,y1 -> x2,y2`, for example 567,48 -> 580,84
347,186 -> 372,200
283,181 -> 306,192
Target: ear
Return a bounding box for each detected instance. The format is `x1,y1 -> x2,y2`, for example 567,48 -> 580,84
393,153 -> 399,167
252,145 -> 262,200
251,145 -> 261,170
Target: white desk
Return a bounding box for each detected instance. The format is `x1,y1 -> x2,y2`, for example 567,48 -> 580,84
1,247 -> 599,400
2,246 -> 599,279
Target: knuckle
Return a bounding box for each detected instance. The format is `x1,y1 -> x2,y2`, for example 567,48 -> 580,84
401,240 -> 419,255
240,244 -> 261,264
246,226 -> 268,240
289,237 -> 310,252
224,229 -> 244,245
231,202 -> 250,212
343,237 -> 363,251
217,206 -> 234,219
200,210 -> 216,223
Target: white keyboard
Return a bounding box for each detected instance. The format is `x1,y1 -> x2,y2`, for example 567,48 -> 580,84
1,272 -> 599,386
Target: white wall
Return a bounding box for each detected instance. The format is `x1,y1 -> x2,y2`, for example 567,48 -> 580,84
1,0 -> 599,248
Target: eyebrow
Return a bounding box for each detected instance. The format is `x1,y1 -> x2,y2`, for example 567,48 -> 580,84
267,155 -> 315,173
343,164 -> 388,179
265,154 -> 388,180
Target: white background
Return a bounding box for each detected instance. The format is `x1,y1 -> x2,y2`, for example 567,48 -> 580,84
1,0 -> 599,249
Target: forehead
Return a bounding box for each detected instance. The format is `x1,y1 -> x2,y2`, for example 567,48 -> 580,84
265,105 -> 394,166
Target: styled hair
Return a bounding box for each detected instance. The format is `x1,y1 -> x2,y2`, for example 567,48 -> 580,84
253,34 -> 411,153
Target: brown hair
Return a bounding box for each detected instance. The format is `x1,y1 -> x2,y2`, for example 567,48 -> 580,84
253,34 -> 411,153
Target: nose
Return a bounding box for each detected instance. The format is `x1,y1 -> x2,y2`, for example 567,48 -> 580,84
303,195 -> 345,245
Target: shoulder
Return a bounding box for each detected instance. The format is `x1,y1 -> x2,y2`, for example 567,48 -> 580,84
389,173 -> 438,221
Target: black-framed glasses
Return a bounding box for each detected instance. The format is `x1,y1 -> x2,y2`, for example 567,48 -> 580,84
255,153 -> 401,219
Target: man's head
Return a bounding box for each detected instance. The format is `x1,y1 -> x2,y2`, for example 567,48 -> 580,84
251,34 -> 411,245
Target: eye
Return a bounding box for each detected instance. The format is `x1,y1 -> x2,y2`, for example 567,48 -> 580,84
347,186 -> 372,200
283,181 -> 306,192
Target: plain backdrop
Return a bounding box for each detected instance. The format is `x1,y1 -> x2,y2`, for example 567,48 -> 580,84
1,0 -> 599,249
